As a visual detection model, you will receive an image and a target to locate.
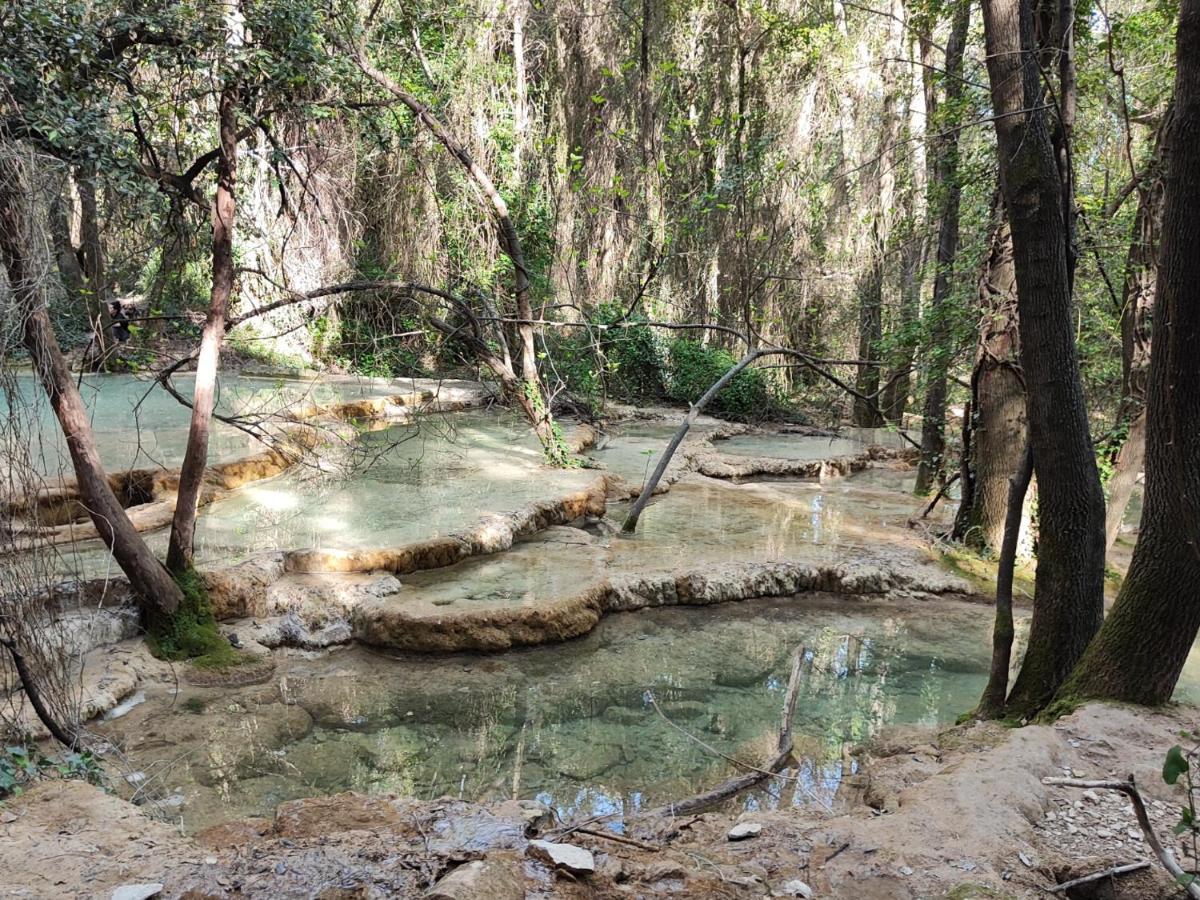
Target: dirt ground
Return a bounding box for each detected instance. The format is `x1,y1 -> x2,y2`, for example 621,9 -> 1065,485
1,702 -> 1196,899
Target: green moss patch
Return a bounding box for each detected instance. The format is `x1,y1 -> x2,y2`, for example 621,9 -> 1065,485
147,567 -> 255,670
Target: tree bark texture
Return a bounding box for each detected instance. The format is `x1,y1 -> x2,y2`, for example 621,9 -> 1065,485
914,0 -> 971,494
166,83 -> 238,573
955,217 -> 1027,553
982,0 -> 1107,716
0,151 -> 183,619
1059,0 -> 1200,705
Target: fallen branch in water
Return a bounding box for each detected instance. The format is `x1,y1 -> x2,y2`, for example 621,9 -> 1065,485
1042,776 -> 1200,898
1046,860 -> 1150,893
645,646 -> 807,818
915,471 -> 960,520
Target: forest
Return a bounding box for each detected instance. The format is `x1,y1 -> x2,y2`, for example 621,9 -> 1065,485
0,0 -> 1198,896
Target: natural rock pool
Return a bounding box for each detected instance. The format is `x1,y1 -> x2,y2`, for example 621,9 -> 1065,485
7,372 -> 1168,838
98,593 -> 1009,832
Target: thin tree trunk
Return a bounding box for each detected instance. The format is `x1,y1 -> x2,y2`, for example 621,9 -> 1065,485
76,167 -> 112,371
1104,409 -> 1146,549
166,82 -> 238,573
879,233 -> 922,424
0,151 -> 183,620
914,1 -> 971,494
622,348 -> 766,533
851,254 -> 885,428
982,0 -> 1106,717
1059,0 -> 1200,705
1103,118 -> 1168,552
954,216 -> 1027,553
977,441 -> 1033,719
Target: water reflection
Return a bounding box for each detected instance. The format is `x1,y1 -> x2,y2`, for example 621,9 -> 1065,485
100,595 -> 1000,831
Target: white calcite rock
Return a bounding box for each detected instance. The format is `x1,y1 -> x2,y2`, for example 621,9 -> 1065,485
526,839 -> 595,874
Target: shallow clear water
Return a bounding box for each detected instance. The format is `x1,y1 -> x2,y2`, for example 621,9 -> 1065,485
100,594 -> 1006,831
717,434 -> 868,460
5,371 -> 399,476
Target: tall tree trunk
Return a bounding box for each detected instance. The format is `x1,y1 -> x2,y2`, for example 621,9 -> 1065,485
47,181 -> 86,301
879,230 -> 922,424
0,151 -> 184,620
1103,118 -> 1169,551
852,8 -> 905,429
75,167 -> 112,371
954,215 -> 1027,553
1059,1 -> 1200,705
851,250 -> 885,428
166,83 -> 238,573
914,1 -> 970,493
982,0 -> 1106,717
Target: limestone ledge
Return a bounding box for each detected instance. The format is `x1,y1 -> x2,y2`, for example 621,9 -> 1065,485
280,474 -> 611,577
245,558 -> 972,655
3,383 -> 491,549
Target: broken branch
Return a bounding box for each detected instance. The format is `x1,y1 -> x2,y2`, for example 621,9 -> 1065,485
1042,776 -> 1200,899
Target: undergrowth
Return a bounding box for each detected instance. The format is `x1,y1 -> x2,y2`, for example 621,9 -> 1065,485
0,745 -> 103,799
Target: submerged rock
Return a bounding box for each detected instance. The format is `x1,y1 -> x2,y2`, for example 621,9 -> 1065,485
258,611 -> 353,649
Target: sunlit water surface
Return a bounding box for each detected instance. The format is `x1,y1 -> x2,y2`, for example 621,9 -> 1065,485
11,374 -> 1178,832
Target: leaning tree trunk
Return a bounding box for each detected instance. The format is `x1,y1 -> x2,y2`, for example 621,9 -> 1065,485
1103,119 -> 1169,551
1058,1 -> 1200,706
914,0 -> 970,494
166,82 -> 239,573
982,0 -> 1106,717
953,215 -> 1027,553
0,150 -> 184,620
354,50 -> 570,465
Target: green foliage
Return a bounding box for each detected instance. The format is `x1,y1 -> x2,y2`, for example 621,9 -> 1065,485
146,567 -> 243,668
0,745 -> 103,799
1165,744 -> 1190,785
1165,739 -> 1200,877
181,696 -> 208,714
665,340 -> 777,422
548,304 -> 666,408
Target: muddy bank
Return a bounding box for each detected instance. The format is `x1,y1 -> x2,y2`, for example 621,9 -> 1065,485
2,702 -> 1192,898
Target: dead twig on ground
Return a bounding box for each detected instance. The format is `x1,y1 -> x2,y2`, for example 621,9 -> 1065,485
573,826 -> 661,852
1046,860 -> 1151,893
1042,776 -> 1200,898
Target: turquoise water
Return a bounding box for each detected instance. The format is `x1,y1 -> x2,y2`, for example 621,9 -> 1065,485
99,593 -> 1003,831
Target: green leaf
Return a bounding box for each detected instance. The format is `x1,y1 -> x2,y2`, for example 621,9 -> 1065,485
1164,745 -> 1190,785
